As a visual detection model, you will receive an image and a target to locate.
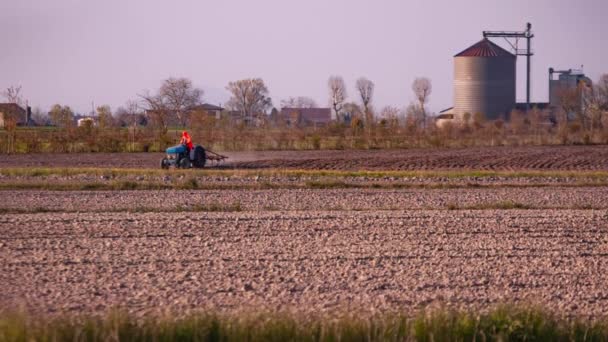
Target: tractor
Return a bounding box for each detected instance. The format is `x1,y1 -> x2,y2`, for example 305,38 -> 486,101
160,144 -> 227,169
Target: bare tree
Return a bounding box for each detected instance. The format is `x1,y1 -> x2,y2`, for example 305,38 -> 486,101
405,102 -> 424,129
328,76 -> 347,121
138,77 -> 202,132
116,100 -> 144,151
589,74 -> 608,133
139,90 -> 165,117
379,106 -> 400,120
125,100 -> 140,116
159,77 -> 203,127
139,89 -> 171,144
116,100 -> 144,127
596,74 -> 608,110
226,78 -> 272,124
2,86 -> 25,152
356,77 -> 374,116
2,85 -> 23,105
556,86 -> 580,122
412,78 -> 432,128
379,106 -> 401,129
280,96 -> 317,108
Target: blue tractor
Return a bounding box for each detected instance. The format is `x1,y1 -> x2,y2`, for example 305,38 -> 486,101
160,144 -> 206,169
160,144 -> 227,169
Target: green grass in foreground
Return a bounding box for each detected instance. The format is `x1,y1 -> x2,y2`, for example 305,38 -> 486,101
2,167 -> 608,191
1,306 -> 607,341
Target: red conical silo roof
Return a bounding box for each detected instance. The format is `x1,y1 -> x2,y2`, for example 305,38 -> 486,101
454,38 -> 515,57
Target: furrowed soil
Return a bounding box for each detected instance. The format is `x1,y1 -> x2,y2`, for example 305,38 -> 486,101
2,146 -> 608,320
2,145 -> 608,170
1,188 -> 608,212
2,188 -> 608,318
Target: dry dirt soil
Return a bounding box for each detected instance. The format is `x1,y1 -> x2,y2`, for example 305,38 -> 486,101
1,188 -> 608,212
2,145 -> 608,170
2,188 -> 608,318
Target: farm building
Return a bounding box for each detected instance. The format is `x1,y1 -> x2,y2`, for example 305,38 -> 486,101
436,38 -> 517,126
0,103 -> 28,128
280,108 -> 332,127
77,117 -> 96,127
190,103 -> 225,120
144,103 -> 225,126
548,68 -> 593,118
451,38 -> 517,122
435,112 -> 455,128
436,24 -> 594,128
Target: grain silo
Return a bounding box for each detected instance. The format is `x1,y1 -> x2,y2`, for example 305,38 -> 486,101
453,38 -> 516,121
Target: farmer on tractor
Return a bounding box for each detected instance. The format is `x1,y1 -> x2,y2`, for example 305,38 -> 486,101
180,131 -> 193,151
160,130 -> 227,169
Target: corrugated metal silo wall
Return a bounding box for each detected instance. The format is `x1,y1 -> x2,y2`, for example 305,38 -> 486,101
454,56 -> 516,121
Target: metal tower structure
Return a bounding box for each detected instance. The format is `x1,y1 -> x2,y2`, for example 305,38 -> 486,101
483,23 -> 534,112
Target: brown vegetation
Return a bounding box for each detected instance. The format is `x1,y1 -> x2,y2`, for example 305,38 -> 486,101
3,113 -> 608,154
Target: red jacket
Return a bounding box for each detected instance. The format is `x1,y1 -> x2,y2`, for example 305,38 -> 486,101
180,132 -> 193,150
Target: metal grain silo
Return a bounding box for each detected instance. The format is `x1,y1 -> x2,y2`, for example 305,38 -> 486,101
454,38 -> 516,121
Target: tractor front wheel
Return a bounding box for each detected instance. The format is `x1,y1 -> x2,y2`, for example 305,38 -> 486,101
160,158 -> 169,169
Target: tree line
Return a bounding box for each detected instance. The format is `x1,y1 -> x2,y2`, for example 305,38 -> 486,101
1,74 -> 608,153
2,75 -> 435,128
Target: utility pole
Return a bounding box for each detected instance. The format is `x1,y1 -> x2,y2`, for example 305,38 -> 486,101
525,23 -> 532,112
483,23 -> 534,112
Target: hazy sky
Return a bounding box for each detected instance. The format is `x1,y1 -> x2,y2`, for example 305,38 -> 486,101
1,0 -> 607,114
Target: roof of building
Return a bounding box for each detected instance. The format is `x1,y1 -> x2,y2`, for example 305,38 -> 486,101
192,103 -> 224,111
439,107 -> 454,114
281,107 -> 332,123
0,103 -> 26,114
455,38 -> 515,58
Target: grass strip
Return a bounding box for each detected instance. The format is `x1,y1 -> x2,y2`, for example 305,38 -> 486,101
0,202 -> 243,215
1,306 -> 607,341
3,167 -> 608,180
1,180 -> 608,191
447,200 -> 534,210
0,202 -> 603,215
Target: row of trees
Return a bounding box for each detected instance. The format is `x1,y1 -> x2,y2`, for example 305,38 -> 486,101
328,75 -> 432,125
3,73 -> 608,154
8,73 -> 608,131
4,74 -> 435,129
4,104 -> 608,154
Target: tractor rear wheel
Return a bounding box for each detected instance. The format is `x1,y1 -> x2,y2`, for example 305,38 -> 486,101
178,157 -> 191,169
192,145 -> 206,168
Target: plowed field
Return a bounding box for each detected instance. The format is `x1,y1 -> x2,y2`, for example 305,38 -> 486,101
2,145 -> 608,170
2,188 -> 608,318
